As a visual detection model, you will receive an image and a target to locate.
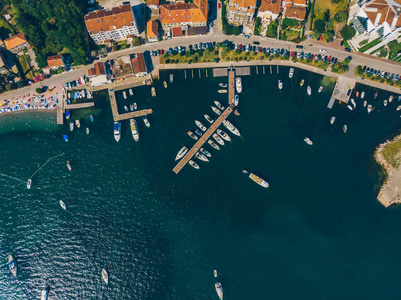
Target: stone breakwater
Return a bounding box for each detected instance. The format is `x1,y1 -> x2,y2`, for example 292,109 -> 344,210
375,134 -> 401,207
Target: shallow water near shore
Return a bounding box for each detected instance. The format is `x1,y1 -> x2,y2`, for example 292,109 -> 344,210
2,66 -> 401,299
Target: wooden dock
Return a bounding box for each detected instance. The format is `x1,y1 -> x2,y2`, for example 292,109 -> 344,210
108,88 -> 152,121
65,102 -> 95,109
172,106 -> 233,174
173,66 -> 236,174
56,106 -> 63,125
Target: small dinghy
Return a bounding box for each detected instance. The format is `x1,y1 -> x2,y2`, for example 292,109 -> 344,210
129,89 -> 133,96
367,104 -> 372,114
90,115 -> 94,122
351,98 -> 356,108
163,81 -> 167,88
363,101 -> 367,107
384,99 -> 388,106
396,105 -> 401,111
70,122 -> 74,131
59,200 -> 66,210
86,128 -> 89,134
347,105 -> 353,110
134,103 -> 137,110
330,116 -> 335,124
102,268 -> 109,284
67,161 -> 72,171
318,86 -> 323,93
27,179 -> 32,189
389,95 -> 393,102
343,125 -> 347,133
124,106 -> 128,111
361,92 -> 365,99
7,255 -> 17,276
304,137 -> 313,145
75,119 -> 80,128
130,104 -> 134,111
63,134 -> 68,142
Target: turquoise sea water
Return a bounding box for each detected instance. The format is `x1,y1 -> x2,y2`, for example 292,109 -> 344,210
2,66 -> 401,299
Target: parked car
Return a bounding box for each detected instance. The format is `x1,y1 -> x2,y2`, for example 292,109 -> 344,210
319,49 -> 326,53
347,89 -> 351,96
362,65 -> 366,72
218,2 -> 221,8
244,35 -> 250,39
253,41 -> 260,45
396,74 -> 399,81
345,48 -> 351,52
169,47 -> 173,53
270,48 -> 274,54
194,44 -> 198,50
296,45 -> 304,49
157,49 -> 161,55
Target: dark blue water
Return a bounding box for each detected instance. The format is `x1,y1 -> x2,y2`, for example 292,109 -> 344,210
1,66 -> 401,299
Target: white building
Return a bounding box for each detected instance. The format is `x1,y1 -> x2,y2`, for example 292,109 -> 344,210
84,4 -> 139,45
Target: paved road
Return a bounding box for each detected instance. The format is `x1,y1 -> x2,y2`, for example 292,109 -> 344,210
2,30 -> 401,102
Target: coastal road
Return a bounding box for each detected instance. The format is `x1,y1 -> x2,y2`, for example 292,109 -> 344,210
2,32 -> 401,103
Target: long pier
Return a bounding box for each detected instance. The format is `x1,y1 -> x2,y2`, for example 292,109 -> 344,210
172,106 -> 233,174
173,66 -> 236,174
65,102 -> 95,109
108,88 -> 152,122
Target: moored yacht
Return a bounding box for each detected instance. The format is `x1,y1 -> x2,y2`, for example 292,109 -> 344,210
289,68 -> 294,78
123,91 -> 127,99
214,101 -> 224,110
234,95 -> 239,106
208,139 -> 220,150
304,137 -> 313,145
189,160 -> 199,169
114,122 -> 121,142
7,255 -> 17,276
215,282 -> 223,300
195,120 -> 207,131
248,172 -> 269,188
217,129 -> 231,141
278,80 -> 283,90
129,89 -> 133,96
390,95 -> 393,102
134,103 -> 138,110
200,148 -> 211,157
213,133 -> 224,145
211,106 -> 221,115
175,146 -> 188,161
223,120 -> 240,136
218,89 -> 227,94
195,152 -> 209,162
142,115 -> 150,127
130,104 -> 134,111
195,129 -> 203,136
204,114 -> 214,123
130,119 -> 139,142
236,77 -> 242,93
307,86 -> 311,96
188,131 -> 198,140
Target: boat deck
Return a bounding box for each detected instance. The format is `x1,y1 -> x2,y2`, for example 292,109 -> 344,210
172,106 -> 233,174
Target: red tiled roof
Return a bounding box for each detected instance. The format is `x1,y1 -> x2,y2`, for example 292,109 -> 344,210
85,4 -> 135,35
172,27 -> 183,36
88,67 -> 96,76
147,0 -> 159,6
47,55 -> 64,67
132,53 -> 147,73
94,62 -> 106,75
284,3 -> 306,20
364,0 -> 401,27
160,0 -> 207,24
259,0 -> 280,14
4,33 -> 27,51
147,20 -> 158,38
230,0 -> 256,9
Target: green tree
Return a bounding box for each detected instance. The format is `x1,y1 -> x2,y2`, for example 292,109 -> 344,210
254,17 -> 262,36
36,87 -> 43,93
314,19 -> 326,33
334,10 -> 347,22
340,24 -> 356,40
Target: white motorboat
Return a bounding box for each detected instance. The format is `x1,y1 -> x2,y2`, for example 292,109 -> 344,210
361,92 -> 365,99
304,137 -> 313,145
351,98 -> 356,108
170,74 -> 173,83
189,160 -> 199,169
217,129 -> 231,141
195,120 -> 207,131
130,104 -> 134,111
86,128 -> 89,135
188,131 -> 198,140
278,80 -> 283,90
330,116 -> 335,124
234,95 -> 239,106
289,68 -> 294,78
318,86 -> 323,93
142,115 -> 150,127
363,100 -> 367,107
307,86 -> 312,96
70,122 -> 74,131
214,101 -> 225,110
41,288 -> 49,300
102,268 -> 108,284
124,106 -> 128,111
204,114 -> 214,123
175,146 -> 188,161
123,91 -> 127,99
75,119 -> 80,128
248,172 -> 269,188
367,104 -> 372,114
218,89 -> 227,94
343,125 -> 347,133
27,179 -> 32,189
211,106 -> 221,115
195,152 -> 209,162
59,200 -> 66,210
208,140 -> 220,150
219,83 -> 227,88
389,95 -> 393,102
223,120 -> 240,136
134,103 -> 137,110
129,89 -> 133,96
130,119 -> 139,142
200,148 -> 211,157
7,254 -> 17,276
213,133 -> 224,145
236,77 -> 242,93
347,105 -> 353,111
114,122 -> 121,142
384,99 -> 388,106
215,282 -> 223,300
396,105 -> 401,111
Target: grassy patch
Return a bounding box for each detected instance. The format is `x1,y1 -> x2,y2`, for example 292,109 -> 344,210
358,38 -> 381,53
388,40 -> 401,60
161,49 -> 219,64
382,139 -> 401,168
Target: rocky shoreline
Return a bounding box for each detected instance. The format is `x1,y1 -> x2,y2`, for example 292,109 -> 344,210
375,134 -> 401,207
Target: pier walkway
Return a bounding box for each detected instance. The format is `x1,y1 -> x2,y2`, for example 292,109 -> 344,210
65,102 -> 95,109
108,88 -> 153,122
172,106 -> 233,174
173,66 -> 236,174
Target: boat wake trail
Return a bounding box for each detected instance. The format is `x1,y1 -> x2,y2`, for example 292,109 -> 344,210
0,173 -> 24,183
28,152 -> 65,180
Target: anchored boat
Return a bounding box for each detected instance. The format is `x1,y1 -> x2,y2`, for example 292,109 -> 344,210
70,122 -> 74,131
304,137 -> 313,145
188,131 -> 198,140
59,200 -> 66,210
204,114 -> 215,123
215,282 -> 223,300
330,116 -> 335,124
102,268 -> 109,284
278,80 -> 283,90
41,288 -> 49,300
347,105 -> 353,111
170,74 -> 173,83
195,120 -> 207,131
307,86 -> 312,96
343,125 -> 347,133
189,160 -> 199,169
114,122 -> 121,142
67,161 -> 72,171
367,104 -> 372,114
175,146 -> 188,161
289,68 -> 294,78
27,179 -> 32,189
63,134 -> 68,142
318,86 -> 323,93
247,172 -> 269,188
7,255 -> 17,276
223,120 -> 240,136
163,81 -> 167,88
300,79 -> 304,86
217,129 -> 231,141
90,115 -> 94,122
211,106 -> 221,115
361,92 -> 365,99
363,101 -> 367,107
142,115 -> 150,127
208,139 -> 220,150
213,133 -> 224,145
130,119 -> 139,142
384,99 -> 388,106
75,119 -> 80,128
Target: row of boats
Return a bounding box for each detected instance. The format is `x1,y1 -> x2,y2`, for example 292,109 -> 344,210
113,115 -> 150,142
279,70 -> 323,95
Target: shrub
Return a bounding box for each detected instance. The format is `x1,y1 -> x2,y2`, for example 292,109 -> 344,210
165,59 -> 170,64
36,87 -> 43,93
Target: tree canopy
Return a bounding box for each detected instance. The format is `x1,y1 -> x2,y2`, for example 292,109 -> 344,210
340,24 -> 356,40
11,0 -> 89,68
